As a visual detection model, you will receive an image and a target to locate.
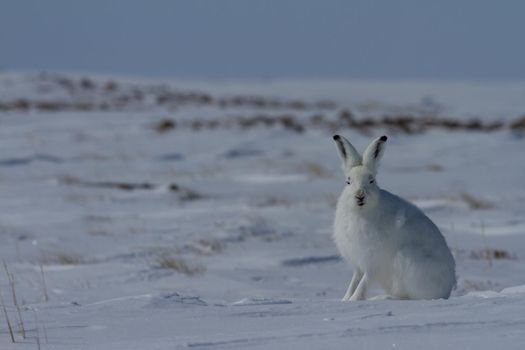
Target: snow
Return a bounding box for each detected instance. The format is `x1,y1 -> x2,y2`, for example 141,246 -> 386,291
1,72 -> 525,349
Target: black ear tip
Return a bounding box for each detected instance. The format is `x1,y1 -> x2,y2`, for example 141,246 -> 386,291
380,135 -> 388,142
333,135 -> 341,141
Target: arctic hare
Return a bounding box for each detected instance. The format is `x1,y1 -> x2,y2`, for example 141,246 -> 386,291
332,135 -> 456,301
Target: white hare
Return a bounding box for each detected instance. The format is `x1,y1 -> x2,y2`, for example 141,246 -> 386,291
332,135 -> 456,301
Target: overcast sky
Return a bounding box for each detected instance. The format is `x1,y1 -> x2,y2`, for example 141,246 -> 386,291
1,0 -> 524,80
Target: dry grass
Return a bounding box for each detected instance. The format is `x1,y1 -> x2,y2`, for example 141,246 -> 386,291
155,255 -> 205,276
1,73 -> 335,113
54,254 -> 84,265
301,162 -> 332,178
184,239 -> 224,256
87,229 -> 111,236
470,248 -> 516,261
176,188 -> 203,201
461,279 -> 500,292
40,252 -> 86,265
61,175 -> 204,201
252,196 -> 291,208
61,176 -> 156,191
0,289 -> 15,342
148,111 -> 517,135
2,261 -> 25,338
425,164 -> 444,172
5,73 -> 525,135
460,192 -> 494,210
153,119 -> 176,133
40,265 -> 48,303
509,115 -> 525,131
83,215 -> 113,223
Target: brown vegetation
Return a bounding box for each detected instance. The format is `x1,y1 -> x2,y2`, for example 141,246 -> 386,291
460,192 -> 494,210
470,248 -> 516,261
2,73 -> 525,135
155,255 -> 205,276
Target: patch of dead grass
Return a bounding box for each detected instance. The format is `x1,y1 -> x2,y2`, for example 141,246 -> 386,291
40,252 -> 86,265
461,279 -> 500,292
301,162 -> 332,178
470,248 -> 516,261
153,119 -> 176,133
425,164 -> 444,172
155,255 -> 205,276
252,196 -> 291,208
460,192 -> 494,210
184,239 -> 224,256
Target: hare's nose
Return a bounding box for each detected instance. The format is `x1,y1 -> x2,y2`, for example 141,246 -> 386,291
355,189 -> 365,198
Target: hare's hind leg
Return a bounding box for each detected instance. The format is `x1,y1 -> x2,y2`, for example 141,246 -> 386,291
342,269 -> 363,301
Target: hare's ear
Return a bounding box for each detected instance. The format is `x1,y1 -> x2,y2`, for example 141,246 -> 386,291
362,135 -> 388,175
333,135 -> 361,173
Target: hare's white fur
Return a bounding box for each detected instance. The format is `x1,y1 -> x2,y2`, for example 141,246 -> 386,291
332,135 -> 456,301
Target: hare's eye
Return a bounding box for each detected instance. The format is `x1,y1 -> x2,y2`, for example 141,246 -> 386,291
369,179 -> 375,184
346,179 -> 351,185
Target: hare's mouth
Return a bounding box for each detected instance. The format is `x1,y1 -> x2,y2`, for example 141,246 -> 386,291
355,196 -> 366,206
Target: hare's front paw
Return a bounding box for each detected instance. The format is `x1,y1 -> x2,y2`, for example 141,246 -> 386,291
348,275 -> 368,301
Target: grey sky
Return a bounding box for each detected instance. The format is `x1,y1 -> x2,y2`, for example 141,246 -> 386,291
1,0 -> 524,80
